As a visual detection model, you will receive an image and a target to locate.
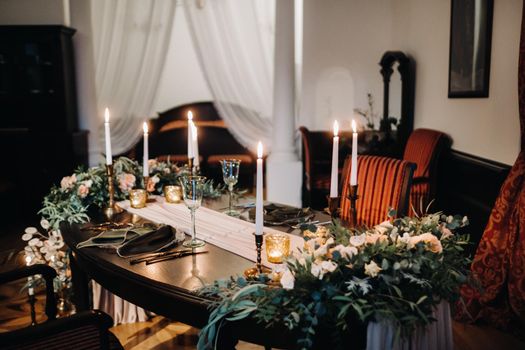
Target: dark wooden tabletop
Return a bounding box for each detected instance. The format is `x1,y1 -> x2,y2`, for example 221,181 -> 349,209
62,195 -> 329,348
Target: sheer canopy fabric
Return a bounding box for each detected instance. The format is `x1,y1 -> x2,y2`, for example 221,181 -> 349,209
184,0 -> 276,150
91,0 -> 176,156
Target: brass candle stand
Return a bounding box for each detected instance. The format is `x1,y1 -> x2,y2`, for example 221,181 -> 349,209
244,233 -> 271,279
326,196 -> 340,219
347,184 -> 359,228
187,157 -> 194,172
103,164 -> 123,220
143,176 -> 149,190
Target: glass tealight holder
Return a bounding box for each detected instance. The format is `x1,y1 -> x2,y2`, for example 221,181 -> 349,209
129,189 -> 147,209
164,185 -> 182,203
265,233 -> 291,264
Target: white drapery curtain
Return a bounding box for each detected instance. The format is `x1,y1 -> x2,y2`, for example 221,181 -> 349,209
91,0 -> 176,156
184,0 -> 276,150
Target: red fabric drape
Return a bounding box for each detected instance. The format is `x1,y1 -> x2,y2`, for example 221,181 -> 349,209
456,3 -> 525,329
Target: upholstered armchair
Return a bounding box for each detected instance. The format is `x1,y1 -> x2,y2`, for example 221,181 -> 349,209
340,155 -> 416,227
403,129 -> 451,215
0,264 -> 122,350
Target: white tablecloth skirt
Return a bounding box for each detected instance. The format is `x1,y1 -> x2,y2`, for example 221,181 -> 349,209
366,301 -> 453,350
92,281 -> 149,325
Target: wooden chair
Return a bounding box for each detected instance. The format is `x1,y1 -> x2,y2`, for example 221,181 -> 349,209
403,129 -> 450,215
0,264 -> 122,350
340,155 -> 416,227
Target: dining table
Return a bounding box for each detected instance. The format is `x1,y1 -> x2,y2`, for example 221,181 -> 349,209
62,194 -> 330,349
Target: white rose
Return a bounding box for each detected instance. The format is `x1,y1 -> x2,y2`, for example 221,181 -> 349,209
280,269 -> 295,290
22,233 -> 33,241
28,238 -> 40,247
321,260 -> 337,273
332,245 -> 358,260
311,262 -> 323,279
350,233 -> 366,247
375,221 -> 393,234
364,261 -> 382,277
25,227 -> 37,235
40,219 -> 50,230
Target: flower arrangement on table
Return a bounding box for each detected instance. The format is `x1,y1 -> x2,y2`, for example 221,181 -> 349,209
39,157 -> 225,229
197,212 -> 472,349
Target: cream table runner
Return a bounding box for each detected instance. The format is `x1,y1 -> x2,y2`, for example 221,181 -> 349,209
117,197 -> 305,266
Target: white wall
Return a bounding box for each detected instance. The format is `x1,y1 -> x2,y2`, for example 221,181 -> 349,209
153,6 -> 212,113
392,0 -> 521,165
302,0 -> 521,165
301,0 -> 396,132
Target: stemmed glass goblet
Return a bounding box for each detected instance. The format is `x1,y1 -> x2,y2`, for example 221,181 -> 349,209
220,159 -> 241,217
179,175 -> 206,248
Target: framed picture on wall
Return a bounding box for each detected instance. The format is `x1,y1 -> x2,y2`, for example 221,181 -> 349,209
448,0 -> 494,98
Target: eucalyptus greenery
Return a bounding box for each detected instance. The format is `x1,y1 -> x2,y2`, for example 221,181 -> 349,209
197,213 -> 472,349
39,157 -> 226,229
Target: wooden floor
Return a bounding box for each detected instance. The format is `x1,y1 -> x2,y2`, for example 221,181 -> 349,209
0,234 -> 523,349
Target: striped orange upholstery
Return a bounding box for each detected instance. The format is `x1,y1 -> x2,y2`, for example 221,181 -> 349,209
340,155 -> 415,227
403,129 -> 449,215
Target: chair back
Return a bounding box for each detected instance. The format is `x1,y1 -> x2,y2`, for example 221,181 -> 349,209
403,128 -> 450,214
340,155 -> 416,227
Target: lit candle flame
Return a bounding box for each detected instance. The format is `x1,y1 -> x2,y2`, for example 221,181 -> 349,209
25,256 -> 31,265
333,120 -> 339,137
257,141 -> 263,159
187,110 -> 193,121
104,107 -> 110,123
143,122 -> 148,134
351,119 -> 357,133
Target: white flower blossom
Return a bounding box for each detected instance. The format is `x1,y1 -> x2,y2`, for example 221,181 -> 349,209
22,233 -> 33,241
280,269 -> 295,290
25,227 -> 37,235
350,233 -> 366,247
40,219 -> 50,230
364,261 -> 382,277
331,244 -> 358,260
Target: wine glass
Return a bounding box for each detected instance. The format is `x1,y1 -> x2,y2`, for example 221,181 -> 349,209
220,159 -> 241,217
179,175 -> 206,248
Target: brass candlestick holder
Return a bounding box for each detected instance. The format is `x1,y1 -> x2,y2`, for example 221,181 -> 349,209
103,164 -> 123,220
143,176 -> 149,190
244,233 -> 271,279
347,184 -> 359,228
187,157 -> 194,172
326,196 -> 340,219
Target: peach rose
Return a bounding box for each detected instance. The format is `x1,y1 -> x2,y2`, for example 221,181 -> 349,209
60,174 -> 77,191
118,173 -> 136,193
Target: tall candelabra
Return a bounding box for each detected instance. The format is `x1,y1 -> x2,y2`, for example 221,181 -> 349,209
347,185 -> 359,228
103,164 -> 123,220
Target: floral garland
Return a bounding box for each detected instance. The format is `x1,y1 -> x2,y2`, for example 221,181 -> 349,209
197,213 -> 472,349
39,157 -> 225,229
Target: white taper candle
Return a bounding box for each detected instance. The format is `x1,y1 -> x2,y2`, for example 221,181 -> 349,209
104,108 -> 112,165
255,142 -> 264,235
330,120 -> 339,197
143,122 -> 149,177
187,111 -> 194,160
350,119 -> 358,186
192,123 -> 199,167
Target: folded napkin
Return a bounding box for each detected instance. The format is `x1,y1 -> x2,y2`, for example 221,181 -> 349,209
77,224 -> 181,257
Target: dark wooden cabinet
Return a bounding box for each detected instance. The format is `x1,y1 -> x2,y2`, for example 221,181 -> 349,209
0,26 -> 88,225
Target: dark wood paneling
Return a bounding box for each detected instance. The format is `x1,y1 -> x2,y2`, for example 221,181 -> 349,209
435,149 -> 510,253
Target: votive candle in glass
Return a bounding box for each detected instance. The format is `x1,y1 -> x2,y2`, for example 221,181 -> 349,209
265,233 -> 291,264
164,185 -> 183,203
129,189 -> 147,208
